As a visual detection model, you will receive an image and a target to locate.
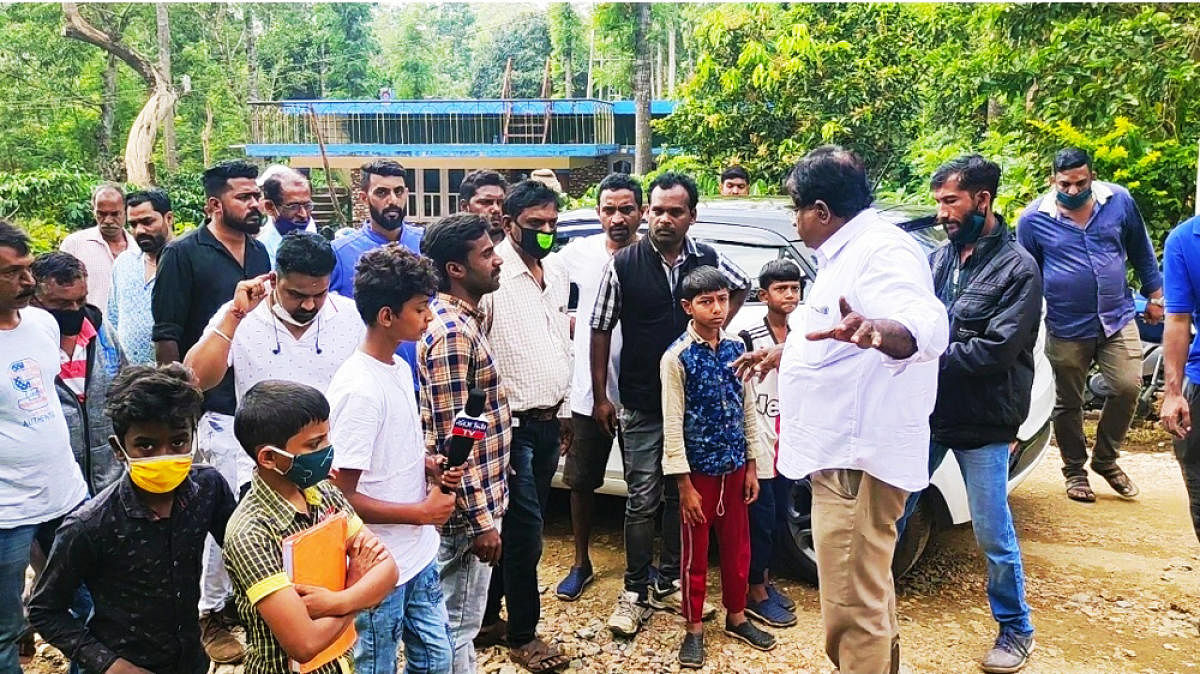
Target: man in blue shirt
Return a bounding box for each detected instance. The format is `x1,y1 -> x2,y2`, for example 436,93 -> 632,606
1017,148 -> 1163,503
330,160 -> 424,382
1159,216 -> 1200,542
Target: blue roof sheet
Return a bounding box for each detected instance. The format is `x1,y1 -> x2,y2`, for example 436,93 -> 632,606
245,143 -> 621,159
611,100 -> 678,115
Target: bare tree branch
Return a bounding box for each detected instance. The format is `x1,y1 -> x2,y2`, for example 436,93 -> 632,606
61,2 -> 165,88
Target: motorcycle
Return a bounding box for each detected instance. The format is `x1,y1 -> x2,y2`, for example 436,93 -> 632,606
1084,295 -> 1164,420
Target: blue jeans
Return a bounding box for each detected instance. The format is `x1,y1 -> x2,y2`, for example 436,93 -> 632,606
899,442 -> 1034,635
354,559 -> 454,674
437,519 -> 498,674
620,408 -> 681,596
748,476 -> 793,586
0,524 -> 37,673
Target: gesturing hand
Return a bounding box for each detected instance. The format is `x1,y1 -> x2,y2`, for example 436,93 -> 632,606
1162,391 -> 1192,440
805,297 -> 882,350
232,272 -> 275,316
733,345 -> 783,383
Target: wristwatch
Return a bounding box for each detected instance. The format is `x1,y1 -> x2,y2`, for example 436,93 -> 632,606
1149,297 -> 1165,307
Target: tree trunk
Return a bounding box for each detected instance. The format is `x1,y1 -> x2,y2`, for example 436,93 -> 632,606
97,53 -> 117,177
62,2 -> 176,187
201,100 -> 214,166
563,46 -> 574,98
246,6 -> 260,141
156,3 -> 176,171
655,42 -> 663,99
585,26 -> 595,98
633,3 -> 652,174
667,24 -> 677,98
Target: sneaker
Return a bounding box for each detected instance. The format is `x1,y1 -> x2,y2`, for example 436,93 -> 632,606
766,582 -> 796,611
746,597 -> 797,627
980,630 -> 1034,673
648,577 -> 717,620
556,564 -> 595,602
677,631 -> 705,669
200,609 -> 245,664
607,591 -> 653,638
723,618 -> 777,651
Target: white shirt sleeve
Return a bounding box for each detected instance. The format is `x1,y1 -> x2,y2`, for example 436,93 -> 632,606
855,237 -> 949,367
329,382 -> 386,472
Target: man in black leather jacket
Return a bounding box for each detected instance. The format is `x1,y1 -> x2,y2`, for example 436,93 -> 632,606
900,155 -> 1043,674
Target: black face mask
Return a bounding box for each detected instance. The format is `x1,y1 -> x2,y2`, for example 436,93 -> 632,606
49,307 -> 86,336
515,226 -> 554,260
947,211 -> 987,246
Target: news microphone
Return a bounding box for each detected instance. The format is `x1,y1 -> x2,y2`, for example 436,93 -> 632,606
440,388 -> 486,494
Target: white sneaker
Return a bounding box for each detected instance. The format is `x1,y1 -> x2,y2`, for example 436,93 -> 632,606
647,578 -> 717,620
608,591 -> 653,637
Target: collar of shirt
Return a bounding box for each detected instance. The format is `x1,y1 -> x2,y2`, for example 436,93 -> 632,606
116,469 -> 199,521
648,235 -> 700,268
249,472 -> 327,530
77,226 -> 137,258
683,320 -> 730,349
361,220 -> 412,247
1036,180 -> 1115,218
436,291 -> 484,323
496,237 -> 540,281
815,209 -> 877,267
196,222 -> 256,264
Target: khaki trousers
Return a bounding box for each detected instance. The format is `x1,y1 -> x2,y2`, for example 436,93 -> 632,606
811,468 -> 908,674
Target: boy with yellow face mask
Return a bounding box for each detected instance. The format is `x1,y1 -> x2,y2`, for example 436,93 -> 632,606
29,363 -> 237,674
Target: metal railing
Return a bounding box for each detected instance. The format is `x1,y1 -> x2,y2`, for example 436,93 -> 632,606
250,99 -> 616,147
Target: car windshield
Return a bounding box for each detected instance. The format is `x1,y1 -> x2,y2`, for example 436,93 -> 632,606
905,221 -> 947,253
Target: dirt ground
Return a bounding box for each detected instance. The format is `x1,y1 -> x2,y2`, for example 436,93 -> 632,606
25,420 -> 1200,674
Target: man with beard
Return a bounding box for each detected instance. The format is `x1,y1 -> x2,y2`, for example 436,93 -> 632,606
60,183 -> 136,309
900,155 -> 1041,673
460,170 -> 510,243
591,172 -> 750,638
257,165 -> 318,266
31,252 -> 126,494
547,173 -> 642,604
0,221 -> 88,672
152,159 -> 271,665
184,231 -> 363,402
108,188 -> 174,365
331,160 -> 425,383
418,213 -> 510,673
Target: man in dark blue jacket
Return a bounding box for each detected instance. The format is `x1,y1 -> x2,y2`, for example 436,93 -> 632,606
903,155 -> 1042,673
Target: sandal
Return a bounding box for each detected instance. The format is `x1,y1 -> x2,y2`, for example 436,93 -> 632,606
473,619 -> 507,649
509,637 -> 571,673
1065,476 -> 1095,503
1095,466 -> 1140,499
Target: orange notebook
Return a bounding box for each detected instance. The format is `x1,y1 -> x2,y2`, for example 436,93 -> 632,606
281,513 -> 355,673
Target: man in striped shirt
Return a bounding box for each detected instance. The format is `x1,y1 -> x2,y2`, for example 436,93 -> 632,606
31,251 -> 125,494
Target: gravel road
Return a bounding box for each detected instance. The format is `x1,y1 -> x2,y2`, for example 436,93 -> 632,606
26,426 -> 1200,673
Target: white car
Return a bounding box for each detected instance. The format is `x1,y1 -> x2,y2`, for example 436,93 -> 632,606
551,198 -> 1055,583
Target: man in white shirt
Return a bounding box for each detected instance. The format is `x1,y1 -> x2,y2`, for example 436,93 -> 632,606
60,183 -> 136,308
257,166 -> 318,266
549,173 -> 641,602
476,180 -> 573,673
0,221 -> 89,671
184,231 -> 363,403
737,146 -> 948,674
328,244 -> 458,674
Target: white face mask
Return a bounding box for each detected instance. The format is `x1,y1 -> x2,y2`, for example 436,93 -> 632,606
272,289 -> 318,328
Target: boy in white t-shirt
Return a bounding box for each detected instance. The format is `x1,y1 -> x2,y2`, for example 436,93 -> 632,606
327,244 -> 462,674
737,259 -> 802,628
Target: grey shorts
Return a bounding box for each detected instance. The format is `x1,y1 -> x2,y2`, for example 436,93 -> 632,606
563,412 -> 619,492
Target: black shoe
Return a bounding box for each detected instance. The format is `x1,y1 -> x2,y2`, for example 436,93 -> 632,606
678,631 -> 705,669
724,618 -> 777,651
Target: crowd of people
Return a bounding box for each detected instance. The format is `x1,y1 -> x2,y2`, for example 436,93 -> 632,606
0,140 -> 1192,674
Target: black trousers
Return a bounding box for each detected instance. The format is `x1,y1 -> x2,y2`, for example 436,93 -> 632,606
1175,383 -> 1200,542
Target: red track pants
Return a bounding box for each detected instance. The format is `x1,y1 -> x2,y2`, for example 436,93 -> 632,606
680,465 -> 750,624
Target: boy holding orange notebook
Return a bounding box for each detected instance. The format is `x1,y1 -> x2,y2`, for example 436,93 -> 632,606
224,380 -> 399,674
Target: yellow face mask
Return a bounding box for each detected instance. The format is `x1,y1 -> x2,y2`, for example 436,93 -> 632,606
120,447 -> 194,494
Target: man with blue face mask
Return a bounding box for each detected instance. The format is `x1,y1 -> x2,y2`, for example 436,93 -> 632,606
258,166 -> 318,267
1017,148 -> 1163,504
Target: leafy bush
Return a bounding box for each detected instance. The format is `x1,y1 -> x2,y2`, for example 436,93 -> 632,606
0,166 -> 95,231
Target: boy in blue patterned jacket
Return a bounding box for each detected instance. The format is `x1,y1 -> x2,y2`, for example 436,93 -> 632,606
660,266 -> 777,669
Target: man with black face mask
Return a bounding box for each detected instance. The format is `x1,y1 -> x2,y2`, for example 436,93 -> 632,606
31,252 -> 126,495
330,160 -> 425,386
1017,148 -> 1162,503
897,155 -> 1043,673
152,159 -> 271,665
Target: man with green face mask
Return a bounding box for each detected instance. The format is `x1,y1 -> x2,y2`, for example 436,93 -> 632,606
476,179 -> 574,673
1017,147 -> 1164,504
